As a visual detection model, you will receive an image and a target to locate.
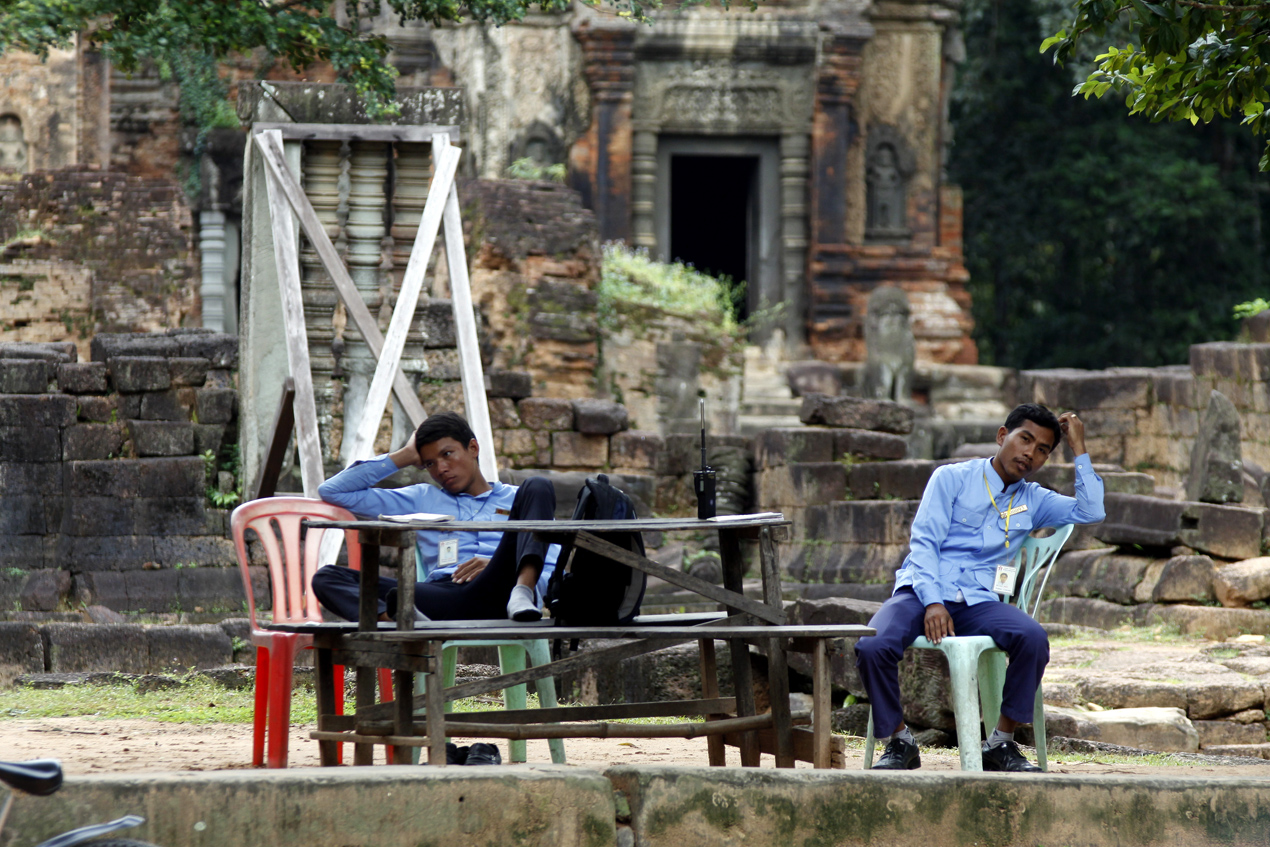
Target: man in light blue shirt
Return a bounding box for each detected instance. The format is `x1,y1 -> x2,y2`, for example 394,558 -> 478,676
311,411 -> 558,622
856,403 -> 1105,772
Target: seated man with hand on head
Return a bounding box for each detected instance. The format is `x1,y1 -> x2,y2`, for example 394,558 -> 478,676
855,404 -> 1105,772
311,411 -> 556,623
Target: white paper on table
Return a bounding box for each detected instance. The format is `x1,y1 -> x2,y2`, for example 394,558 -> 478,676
377,513 -> 456,523
706,512 -> 784,523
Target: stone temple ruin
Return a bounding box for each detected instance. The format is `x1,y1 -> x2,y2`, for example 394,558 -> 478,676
4,1 -> 1270,762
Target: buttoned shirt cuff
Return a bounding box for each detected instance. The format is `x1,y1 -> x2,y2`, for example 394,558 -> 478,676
914,583 -> 944,608
1073,453 -> 1094,471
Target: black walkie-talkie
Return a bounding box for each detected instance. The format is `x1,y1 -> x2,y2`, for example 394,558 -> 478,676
693,397 -> 716,519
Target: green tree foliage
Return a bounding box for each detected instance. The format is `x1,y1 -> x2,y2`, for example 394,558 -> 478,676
1043,0 -> 1270,169
952,0 -> 1267,368
2,1 -> 404,127
0,0 -> 712,139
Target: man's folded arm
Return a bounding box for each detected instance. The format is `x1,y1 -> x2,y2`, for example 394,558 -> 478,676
1034,453 -> 1106,529
317,454 -> 432,519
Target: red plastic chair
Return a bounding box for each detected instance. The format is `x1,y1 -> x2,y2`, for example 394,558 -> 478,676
232,497 -> 392,768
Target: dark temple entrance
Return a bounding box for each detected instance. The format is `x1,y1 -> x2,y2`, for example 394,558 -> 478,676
669,155 -> 757,321
656,137 -> 781,338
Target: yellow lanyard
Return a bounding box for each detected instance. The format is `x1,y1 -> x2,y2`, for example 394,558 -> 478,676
983,470 -> 1017,549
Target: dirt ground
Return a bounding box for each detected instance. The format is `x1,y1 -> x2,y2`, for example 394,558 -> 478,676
5,717 -> 1270,778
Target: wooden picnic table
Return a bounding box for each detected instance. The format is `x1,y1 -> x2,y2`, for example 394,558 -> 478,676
282,515 -> 874,769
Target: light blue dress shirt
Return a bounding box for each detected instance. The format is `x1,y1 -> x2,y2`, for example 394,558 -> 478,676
894,456 -> 1106,608
318,454 -> 558,599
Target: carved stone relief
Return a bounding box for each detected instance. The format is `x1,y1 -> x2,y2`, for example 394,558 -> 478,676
635,65 -> 814,134
862,284 -> 915,403
510,120 -> 565,167
865,124 -> 916,240
0,115 -> 28,173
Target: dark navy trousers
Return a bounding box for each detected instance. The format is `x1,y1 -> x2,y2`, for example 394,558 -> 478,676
311,477 -> 555,621
854,587 -> 1049,738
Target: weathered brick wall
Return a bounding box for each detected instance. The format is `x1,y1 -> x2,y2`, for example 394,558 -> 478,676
0,48 -> 80,172
463,178 -> 601,399
0,168 -> 199,358
461,178 -> 742,434
0,332 -> 260,617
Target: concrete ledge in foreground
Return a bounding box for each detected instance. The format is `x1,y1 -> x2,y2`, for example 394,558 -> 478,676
607,766 -> 1270,847
2,765 -> 615,847
7,765 -> 1270,847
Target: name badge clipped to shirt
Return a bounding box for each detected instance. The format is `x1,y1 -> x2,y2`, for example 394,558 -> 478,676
993,563 -> 1019,596
438,538 -> 459,568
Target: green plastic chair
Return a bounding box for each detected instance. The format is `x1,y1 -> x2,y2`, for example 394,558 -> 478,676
408,547 -> 566,764
412,638 -> 566,764
862,524 -> 1074,772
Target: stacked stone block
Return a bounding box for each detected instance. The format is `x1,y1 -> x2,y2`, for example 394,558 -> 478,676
0,168 -> 198,359
1014,353 -> 1270,496
1012,353 -> 1270,639
486,390 -> 718,519
752,396 -> 917,586
0,331 -> 258,617
462,179 -> 602,400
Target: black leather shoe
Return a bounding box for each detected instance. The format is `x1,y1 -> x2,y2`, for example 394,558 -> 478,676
464,742 -> 502,765
981,741 -> 1042,772
872,737 -> 921,770
445,743 -> 469,765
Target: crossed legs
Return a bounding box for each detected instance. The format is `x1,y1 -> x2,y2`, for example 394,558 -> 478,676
311,477 -> 556,622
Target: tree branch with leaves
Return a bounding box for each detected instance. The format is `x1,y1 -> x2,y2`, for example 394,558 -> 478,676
1043,0 -> 1270,169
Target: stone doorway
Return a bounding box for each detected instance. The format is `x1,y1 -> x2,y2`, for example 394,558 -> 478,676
655,136 -> 780,339
668,153 -> 755,321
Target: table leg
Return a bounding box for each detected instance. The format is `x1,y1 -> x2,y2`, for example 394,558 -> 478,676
393,669 -> 414,764
759,528 -> 794,768
355,531 -> 381,765
393,531 -> 417,764
314,645 -> 339,767
424,641 -> 447,766
718,528 -> 760,766
813,638 -> 831,769
698,638 -> 726,766
357,530 -> 381,633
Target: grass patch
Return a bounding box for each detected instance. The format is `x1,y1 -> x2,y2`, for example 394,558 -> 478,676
0,680 -> 699,726
598,243 -> 741,334
1049,622 -> 1208,647
1044,750 -> 1191,767
1,678 -> 265,725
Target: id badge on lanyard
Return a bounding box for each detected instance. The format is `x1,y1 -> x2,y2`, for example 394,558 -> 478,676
993,561 -> 1018,596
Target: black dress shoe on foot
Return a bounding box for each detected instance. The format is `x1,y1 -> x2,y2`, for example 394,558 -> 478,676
464,742 -> 502,765
872,737 -> 921,770
445,742 -> 469,765
981,740 -> 1042,772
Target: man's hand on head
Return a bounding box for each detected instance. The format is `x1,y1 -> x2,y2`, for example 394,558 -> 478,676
390,440 -> 422,469
453,556 -> 489,583
1058,412 -> 1086,456
924,603 -> 955,644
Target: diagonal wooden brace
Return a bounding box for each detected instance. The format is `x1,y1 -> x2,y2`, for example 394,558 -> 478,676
253,130 -> 428,427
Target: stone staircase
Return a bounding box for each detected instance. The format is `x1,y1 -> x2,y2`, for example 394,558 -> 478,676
737,343 -> 802,436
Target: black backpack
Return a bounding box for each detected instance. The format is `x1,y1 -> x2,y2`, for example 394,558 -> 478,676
545,474 -> 646,626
